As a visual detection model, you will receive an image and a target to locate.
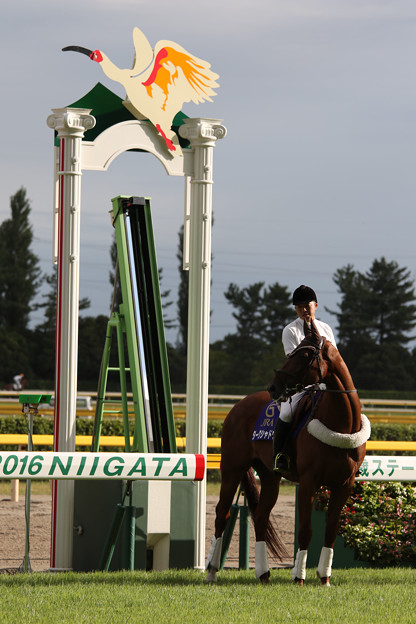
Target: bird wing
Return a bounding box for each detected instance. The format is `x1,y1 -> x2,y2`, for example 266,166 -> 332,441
130,27 -> 154,76
141,41 -> 219,107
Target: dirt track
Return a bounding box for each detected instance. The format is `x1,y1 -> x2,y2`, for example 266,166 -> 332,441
0,489 -> 295,573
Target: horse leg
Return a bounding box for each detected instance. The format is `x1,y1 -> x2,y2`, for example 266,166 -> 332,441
316,481 -> 352,586
205,469 -> 245,583
292,478 -> 316,585
252,470 -> 280,584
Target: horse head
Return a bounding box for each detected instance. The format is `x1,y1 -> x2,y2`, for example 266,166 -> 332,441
267,321 -> 328,401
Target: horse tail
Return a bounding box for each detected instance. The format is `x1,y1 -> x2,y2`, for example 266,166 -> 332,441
241,468 -> 287,561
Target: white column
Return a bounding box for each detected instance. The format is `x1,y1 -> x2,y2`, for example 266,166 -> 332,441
46,108 -> 95,570
179,118 -> 226,569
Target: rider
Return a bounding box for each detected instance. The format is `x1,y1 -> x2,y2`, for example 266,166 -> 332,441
12,373 -> 24,391
273,285 -> 337,472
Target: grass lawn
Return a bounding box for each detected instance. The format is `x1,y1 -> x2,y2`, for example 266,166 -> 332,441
0,568 -> 414,624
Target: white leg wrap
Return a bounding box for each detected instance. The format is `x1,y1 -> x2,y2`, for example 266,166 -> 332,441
317,546 -> 333,580
255,541 -> 269,579
205,535 -> 223,571
291,549 -> 308,581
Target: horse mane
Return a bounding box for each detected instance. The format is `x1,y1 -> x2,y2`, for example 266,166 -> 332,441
302,320 -> 356,392
303,320 -> 361,432
322,340 -> 357,392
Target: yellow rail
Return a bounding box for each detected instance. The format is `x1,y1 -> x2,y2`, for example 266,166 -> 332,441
0,434 -> 221,448
0,436 -> 414,472
0,435 -> 223,469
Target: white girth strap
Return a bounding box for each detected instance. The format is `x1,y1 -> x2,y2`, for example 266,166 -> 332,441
255,541 -> 269,578
307,413 -> 371,449
205,535 -> 223,571
291,548 -> 308,581
317,546 -> 333,579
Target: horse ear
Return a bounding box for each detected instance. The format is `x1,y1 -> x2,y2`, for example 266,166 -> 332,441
311,320 -> 322,344
303,320 -> 312,338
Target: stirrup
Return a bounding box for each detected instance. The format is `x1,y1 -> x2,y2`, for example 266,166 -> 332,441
273,452 -> 290,473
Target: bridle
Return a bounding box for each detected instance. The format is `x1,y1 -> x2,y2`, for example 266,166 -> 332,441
269,337 -> 358,402
269,338 -> 325,401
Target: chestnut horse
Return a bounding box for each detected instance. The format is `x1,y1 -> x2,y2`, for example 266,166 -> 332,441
3,378 -> 27,391
206,321 -> 370,585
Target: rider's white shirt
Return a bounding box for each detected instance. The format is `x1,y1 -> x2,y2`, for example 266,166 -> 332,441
279,318 -> 337,422
13,375 -> 22,390
282,317 -> 337,356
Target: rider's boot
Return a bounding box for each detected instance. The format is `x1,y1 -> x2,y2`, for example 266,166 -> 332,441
273,418 -> 292,473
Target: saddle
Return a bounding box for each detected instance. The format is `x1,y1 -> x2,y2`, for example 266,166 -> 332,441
290,390 -> 322,442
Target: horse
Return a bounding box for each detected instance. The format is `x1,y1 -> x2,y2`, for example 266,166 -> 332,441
3,378 -> 27,391
205,320 -> 371,585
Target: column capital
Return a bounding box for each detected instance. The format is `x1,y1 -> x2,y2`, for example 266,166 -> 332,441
47,107 -> 96,138
179,118 -> 227,147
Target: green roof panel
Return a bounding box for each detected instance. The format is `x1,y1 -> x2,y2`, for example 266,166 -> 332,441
56,82 -> 189,149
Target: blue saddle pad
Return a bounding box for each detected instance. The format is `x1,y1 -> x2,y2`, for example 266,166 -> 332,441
251,401 -> 280,441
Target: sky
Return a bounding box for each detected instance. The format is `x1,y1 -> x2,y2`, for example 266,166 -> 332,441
1,0 -> 416,346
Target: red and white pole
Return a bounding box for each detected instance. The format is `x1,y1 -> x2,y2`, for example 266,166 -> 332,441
47,108 -> 95,570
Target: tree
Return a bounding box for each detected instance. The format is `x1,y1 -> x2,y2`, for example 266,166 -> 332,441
328,257 -> 416,390
224,281 -> 292,343
36,266 -> 91,333
257,282 -> 294,344
78,315 -> 111,389
209,281 -> 292,389
329,258 -> 416,348
32,267 -> 91,383
224,282 -> 266,339
0,188 -> 42,332
364,258 -> 416,345
158,268 -> 176,331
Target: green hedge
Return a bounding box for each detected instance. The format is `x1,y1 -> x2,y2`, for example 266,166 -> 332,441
314,481 -> 416,566
1,416 -> 415,444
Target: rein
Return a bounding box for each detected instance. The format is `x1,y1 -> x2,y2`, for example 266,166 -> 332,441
278,380 -> 358,402
274,339 -> 325,401
272,337 -> 358,401
324,387 -> 358,394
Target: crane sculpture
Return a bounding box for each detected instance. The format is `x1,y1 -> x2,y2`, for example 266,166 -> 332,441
63,27 -> 219,153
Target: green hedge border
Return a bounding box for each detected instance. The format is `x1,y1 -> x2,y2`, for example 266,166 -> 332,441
1,416 -> 415,446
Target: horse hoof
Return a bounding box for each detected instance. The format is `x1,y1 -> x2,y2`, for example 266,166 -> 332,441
316,571 -> 330,586
293,577 -> 304,586
205,569 -> 218,584
259,572 -> 270,584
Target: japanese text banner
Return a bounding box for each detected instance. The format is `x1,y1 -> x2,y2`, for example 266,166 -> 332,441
356,455 -> 416,481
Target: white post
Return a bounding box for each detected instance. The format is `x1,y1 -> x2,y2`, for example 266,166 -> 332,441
46,108 -> 95,570
179,118 -> 226,569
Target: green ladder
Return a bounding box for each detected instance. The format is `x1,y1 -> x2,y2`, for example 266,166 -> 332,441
92,312 -> 135,452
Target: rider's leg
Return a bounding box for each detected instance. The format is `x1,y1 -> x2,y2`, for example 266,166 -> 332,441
273,392 -> 304,472
273,417 -> 292,472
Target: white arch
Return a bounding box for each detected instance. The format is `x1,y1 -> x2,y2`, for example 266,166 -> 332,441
48,109 -> 225,572
81,119 -> 190,176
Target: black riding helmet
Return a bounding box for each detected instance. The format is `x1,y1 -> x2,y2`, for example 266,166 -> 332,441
292,285 -> 317,305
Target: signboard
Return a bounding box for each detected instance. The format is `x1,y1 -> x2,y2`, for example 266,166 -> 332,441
356,455 -> 416,482
0,452 -> 205,481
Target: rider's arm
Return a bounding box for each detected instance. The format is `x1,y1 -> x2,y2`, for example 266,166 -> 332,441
282,325 -> 299,356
